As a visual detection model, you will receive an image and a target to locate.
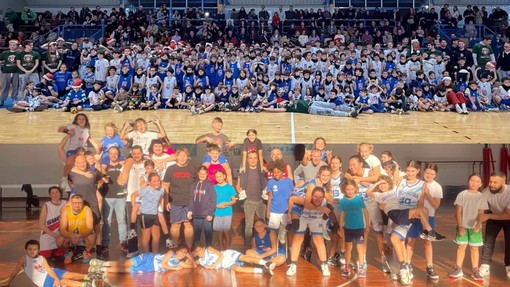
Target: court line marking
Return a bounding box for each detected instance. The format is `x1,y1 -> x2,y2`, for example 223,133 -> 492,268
335,273 -> 358,287
290,113 -> 296,144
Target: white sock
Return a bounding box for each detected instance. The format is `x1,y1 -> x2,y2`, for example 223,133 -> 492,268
254,268 -> 263,274
461,103 -> 468,112
258,259 -> 267,265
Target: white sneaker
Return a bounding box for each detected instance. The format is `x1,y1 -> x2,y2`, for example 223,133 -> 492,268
321,263 -> 331,276
286,263 -> 297,276
166,239 -> 177,249
400,268 -> 411,286
479,264 -> 490,277
261,188 -> 268,200
506,266 -> 510,279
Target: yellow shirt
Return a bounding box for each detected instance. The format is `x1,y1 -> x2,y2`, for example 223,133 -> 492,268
64,205 -> 90,235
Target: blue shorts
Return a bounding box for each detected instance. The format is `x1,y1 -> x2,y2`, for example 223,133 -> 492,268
408,216 -> 435,238
66,149 -> 77,158
130,253 -> 156,274
255,248 -> 287,259
203,154 -> 227,163
44,268 -> 66,287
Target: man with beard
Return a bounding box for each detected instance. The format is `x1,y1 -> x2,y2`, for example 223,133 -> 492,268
478,172 -> 510,279
16,40 -> 40,100
0,39 -> 20,106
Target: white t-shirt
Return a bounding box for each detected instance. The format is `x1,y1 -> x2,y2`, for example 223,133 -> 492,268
454,190 -> 489,228
424,180 -> 443,216
127,130 -> 159,155
125,162 -> 145,201
482,184 -> 510,214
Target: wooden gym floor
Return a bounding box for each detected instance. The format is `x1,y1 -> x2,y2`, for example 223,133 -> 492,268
0,109 -> 509,286
0,198 -> 508,287
0,109 -> 509,145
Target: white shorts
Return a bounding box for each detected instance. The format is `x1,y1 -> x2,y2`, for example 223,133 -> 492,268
296,217 -> 323,235
40,232 -> 58,251
219,250 -> 242,269
392,225 -> 411,240
268,213 -> 288,230
365,200 -> 384,232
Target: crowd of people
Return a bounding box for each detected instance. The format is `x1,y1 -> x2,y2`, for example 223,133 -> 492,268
1,113 -> 509,287
0,5 -> 509,116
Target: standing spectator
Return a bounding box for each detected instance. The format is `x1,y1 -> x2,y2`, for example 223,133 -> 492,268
64,42 -> 81,72
473,36 -> 496,68
496,42 -> 510,79
163,148 -> 197,248
38,186 -> 66,259
0,39 -> 20,106
21,7 -> 37,25
16,40 -> 40,101
478,172 -> 510,279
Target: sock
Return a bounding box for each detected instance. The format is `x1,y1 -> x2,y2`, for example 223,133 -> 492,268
84,274 -> 90,281
321,261 -> 327,265
291,261 -> 297,265
427,264 -> 434,268
82,283 -> 88,287
258,259 -> 266,265
461,103 -> 468,112
254,268 -> 263,274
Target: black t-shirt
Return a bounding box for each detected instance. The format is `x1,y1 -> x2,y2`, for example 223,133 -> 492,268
163,164 -> 197,206
104,163 -> 124,198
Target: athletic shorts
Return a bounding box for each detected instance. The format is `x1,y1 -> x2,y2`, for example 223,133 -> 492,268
344,228 -> 365,244
219,250 -> 243,269
130,253 -> 156,273
140,214 -> 160,229
255,248 -> 287,259
268,213 -> 288,230
170,205 -> 189,224
213,216 -> 232,231
392,225 -> 411,240
43,268 -> 66,287
408,216 -> 435,238
387,209 -> 411,226
83,201 -> 101,225
365,200 -> 384,232
296,217 -> 323,235
455,228 -> 483,246
288,218 -> 300,232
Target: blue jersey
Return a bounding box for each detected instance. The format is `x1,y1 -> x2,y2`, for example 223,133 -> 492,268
339,195 -> 366,229
182,74 -> 195,90
139,186 -> 164,215
267,178 -> 294,214
228,61 -> 240,79
54,71 -> 72,92
118,73 -> 133,90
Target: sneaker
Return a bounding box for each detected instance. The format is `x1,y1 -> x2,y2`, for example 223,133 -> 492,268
390,272 -> 398,281
84,281 -> 97,287
341,267 -> 350,277
82,251 -> 92,264
72,251 -> 84,262
426,266 -> 439,279
286,263 -> 297,276
420,230 -> 446,241
264,261 -> 276,275
449,266 -> 464,278
321,263 -> 331,277
303,247 -> 312,262
128,229 -> 137,239
506,266 -> 510,280
471,268 -> 483,281
327,256 -> 337,266
88,266 -> 103,273
357,267 -> 366,278
89,259 -> 105,268
479,264 -> 490,277
349,109 -> 359,118
407,264 -> 414,280
64,250 -> 73,264
400,268 -> 411,286
166,239 -> 177,249
126,251 -> 139,258
88,272 -> 104,280
338,251 -> 346,265
381,256 -> 391,273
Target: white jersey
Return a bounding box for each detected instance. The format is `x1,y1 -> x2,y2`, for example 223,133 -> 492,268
199,248 -> 242,270
478,81 -> 492,101
373,188 -> 399,214
331,173 -> 343,201
145,76 -> 160,91
301,198 -> 327,220
40,200 -> 66,251
126,162 -> 145,201
162,76 -> 177,100
201,93 -> 215,105
136,58 -> 151,70
424,180 -> 443,216
236,77 -> 249,91
356,167 -> 372,201
94,59 -> 110,81
109,59 -> 121,73
372,61 -> 383,78
23,255 -> 48,286
127,130 -> 159,155
151,153 -> 174,179
396,179 -> 425,209
88,90 -> 104,105
133,74 -> 146,87
106,75 -> 119,91
267,63 -> 278,80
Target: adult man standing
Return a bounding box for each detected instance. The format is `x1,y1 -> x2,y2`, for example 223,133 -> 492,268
16,40 -> 40,100
59,194 -> 95,264
496,41 -> 510,79
68,155 -> 104,261
0,39 -> 19,106
163,148 -> 196,248
100,146 -> 126,259
473,36 -> 496,68
479,172 -> 510,279
237,150 -> 267,246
